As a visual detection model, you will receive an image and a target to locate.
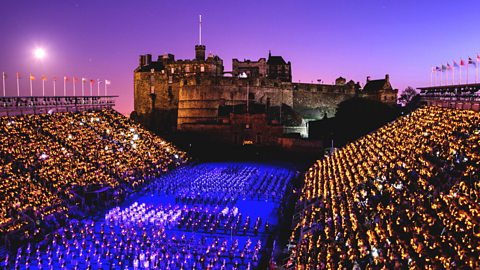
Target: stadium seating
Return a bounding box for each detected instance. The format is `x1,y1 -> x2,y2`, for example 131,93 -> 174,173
0,109 -> 186,245
287,106 -> 480,269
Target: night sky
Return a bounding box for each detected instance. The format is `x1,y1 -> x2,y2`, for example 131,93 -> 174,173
1,0 -> 479,115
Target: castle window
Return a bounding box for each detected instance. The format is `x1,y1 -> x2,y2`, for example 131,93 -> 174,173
171,67 -> 175,74
185,66 -> 190,73
200,65 -> 205,72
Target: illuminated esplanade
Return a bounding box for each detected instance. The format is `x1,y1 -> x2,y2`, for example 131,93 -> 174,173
0,95 -> 117,116
418,83 -> 480,111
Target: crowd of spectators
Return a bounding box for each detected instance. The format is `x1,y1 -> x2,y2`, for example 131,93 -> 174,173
0,109 -> 186,248
288,106 -> 479,269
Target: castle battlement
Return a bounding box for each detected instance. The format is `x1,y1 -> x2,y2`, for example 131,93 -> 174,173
133,44 -> 397,138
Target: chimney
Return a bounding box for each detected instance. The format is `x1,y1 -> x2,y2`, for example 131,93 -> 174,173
139,55 -> 146,66
145,54 -> 152,65
385,74 -> 390,82
366,76 -> 371,83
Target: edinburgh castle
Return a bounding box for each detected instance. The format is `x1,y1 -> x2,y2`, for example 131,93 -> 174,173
133,43 -> 397,146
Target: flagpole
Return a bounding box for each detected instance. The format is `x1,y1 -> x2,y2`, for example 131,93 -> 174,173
64,77 -> 67,96
53,79 -> 56,96
476,59 -> 478,83
430,69 -> 432,87
452,66 -> 455,85
16,73 -> 20,97
29,73 -> 33,96
97,79 -> 100,96
2,72 -> 5,97
42,78 -> 45,97
446,68 -> 448,86
73,77 -> 76,96
90,81 -> 93,96
82,79 -> 85,96
460,66 -> 462,84
104,81 -> 108,96
467,64 -> 469,84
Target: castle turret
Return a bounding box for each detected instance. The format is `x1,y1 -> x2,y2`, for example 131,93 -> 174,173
145,54 -> 152,65
195,45 -> 206,61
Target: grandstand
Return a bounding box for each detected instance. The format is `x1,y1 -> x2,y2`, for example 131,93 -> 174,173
2,92 -> 479,269
0,96 -> 117,116
286,106 -> 480,269
418,83 -> 480,111
0,96 -> 299,269
0,107 -> 187,249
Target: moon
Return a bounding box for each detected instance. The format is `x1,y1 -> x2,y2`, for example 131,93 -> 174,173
34,47 -> 46,59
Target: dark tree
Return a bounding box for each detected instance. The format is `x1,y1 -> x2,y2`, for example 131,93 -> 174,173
398,86 -> 418,106
333,97 -> 399,146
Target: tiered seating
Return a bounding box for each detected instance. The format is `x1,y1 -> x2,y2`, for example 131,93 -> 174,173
0,109 -> 186,243
288,106 -> 480,269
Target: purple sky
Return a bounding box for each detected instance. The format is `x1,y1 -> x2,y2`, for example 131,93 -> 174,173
1,0 -> 479,115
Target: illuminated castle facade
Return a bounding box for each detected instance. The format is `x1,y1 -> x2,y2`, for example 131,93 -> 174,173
133,43 -> 397,144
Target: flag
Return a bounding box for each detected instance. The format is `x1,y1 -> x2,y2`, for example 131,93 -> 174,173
431,67 -> 435,72
435,66 -> 441,72
446,63 -> 452,70
72,76 -> 77,82
468,57 -> 476,66
477,54 -> 480,62
105,80 -> 111,85
82,77 -> 86,83
441,65 -> 447,72
64,76 -> 69,81
453,61 -> 459,68
41,75 -> 47,81
460,59 -> 465,66
90,79 -> 94,84
30,74 -> 35,80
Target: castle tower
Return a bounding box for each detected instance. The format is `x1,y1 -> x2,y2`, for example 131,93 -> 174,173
195,45 -> 206,61
195,15 -> 206,61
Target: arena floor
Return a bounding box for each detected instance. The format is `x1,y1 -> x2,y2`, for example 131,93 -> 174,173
9,162 -> 296,269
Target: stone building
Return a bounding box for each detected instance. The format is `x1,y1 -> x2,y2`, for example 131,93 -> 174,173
232,58 -> 267,78
361,74 -> 398,105
133,43 -> 397,144
266,51 -> 292,82
231,51 -> 292,82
